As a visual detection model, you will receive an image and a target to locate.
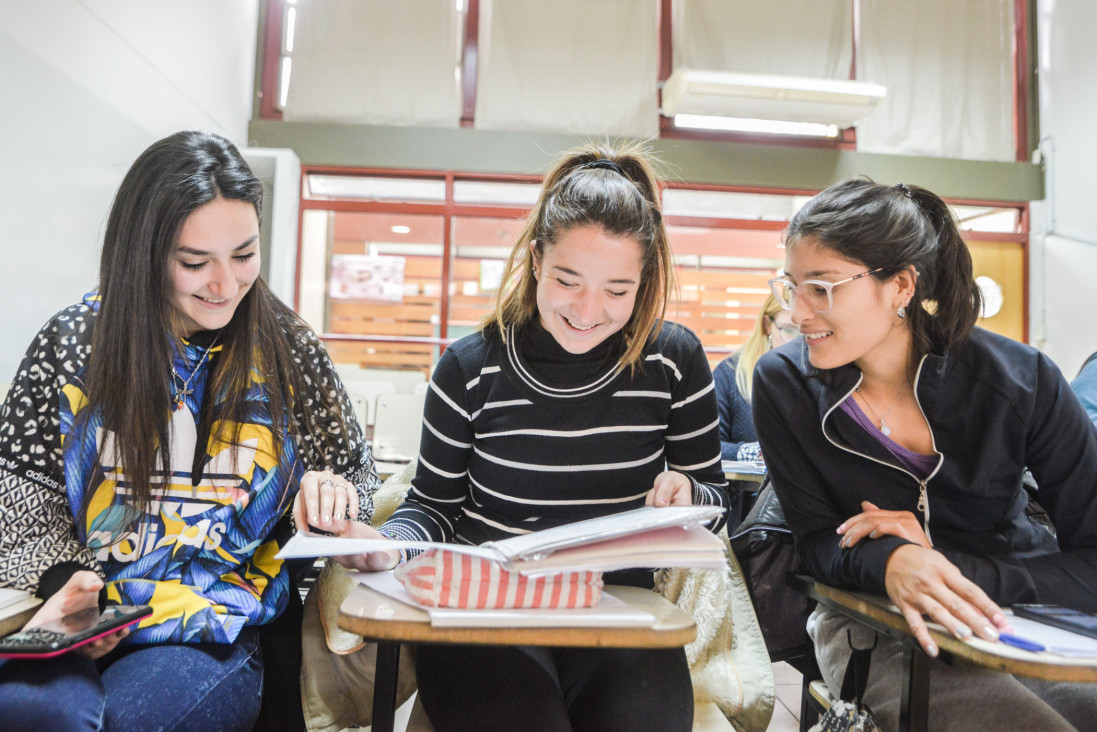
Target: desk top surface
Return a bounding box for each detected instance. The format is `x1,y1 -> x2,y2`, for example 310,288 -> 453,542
338,583 -> 697,648
798,576 -> 1097,683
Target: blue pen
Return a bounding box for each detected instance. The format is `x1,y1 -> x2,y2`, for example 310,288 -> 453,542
999,633 -> 1045,652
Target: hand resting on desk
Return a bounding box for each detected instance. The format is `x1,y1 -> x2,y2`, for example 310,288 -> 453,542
884,545 -> 1009,658
837,501 -> 1008,657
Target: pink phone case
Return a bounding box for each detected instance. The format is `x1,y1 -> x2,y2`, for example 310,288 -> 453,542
0,606 -> 150,659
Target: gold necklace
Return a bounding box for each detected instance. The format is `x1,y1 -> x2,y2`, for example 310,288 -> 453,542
171,335 -> 219,411
855,384 -> 908,437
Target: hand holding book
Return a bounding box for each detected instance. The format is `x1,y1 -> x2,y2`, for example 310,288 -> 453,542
292,470 -> 398,571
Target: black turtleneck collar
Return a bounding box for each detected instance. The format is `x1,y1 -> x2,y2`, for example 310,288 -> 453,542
517,318 -> 624,387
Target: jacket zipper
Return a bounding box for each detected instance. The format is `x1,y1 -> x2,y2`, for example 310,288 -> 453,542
821,355 -> 943,546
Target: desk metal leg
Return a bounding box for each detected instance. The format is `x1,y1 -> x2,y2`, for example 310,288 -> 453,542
371,641 -> 401,732
898,644 -> 930,732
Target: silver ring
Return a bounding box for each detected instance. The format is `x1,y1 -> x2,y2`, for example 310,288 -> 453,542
319,479 -> 334,488
335,483 -> 349,491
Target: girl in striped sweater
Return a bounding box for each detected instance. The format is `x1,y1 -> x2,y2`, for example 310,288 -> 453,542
296,141 -> 730,732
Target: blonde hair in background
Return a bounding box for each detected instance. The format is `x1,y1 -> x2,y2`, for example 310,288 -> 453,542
734,293 -> 785,402
482,139 -> 676,373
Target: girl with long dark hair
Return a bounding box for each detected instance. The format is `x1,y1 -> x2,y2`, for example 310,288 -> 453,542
0,131 -> 377,731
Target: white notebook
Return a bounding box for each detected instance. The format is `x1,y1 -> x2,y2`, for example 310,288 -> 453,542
355,569 -> 657,628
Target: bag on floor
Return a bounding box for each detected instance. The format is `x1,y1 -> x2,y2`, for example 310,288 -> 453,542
808,630 -> 882,732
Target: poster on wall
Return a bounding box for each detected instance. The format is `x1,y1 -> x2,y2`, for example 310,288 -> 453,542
329,254 -> 406,302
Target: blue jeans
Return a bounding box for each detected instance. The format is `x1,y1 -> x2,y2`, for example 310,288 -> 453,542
0,627 -> 262,732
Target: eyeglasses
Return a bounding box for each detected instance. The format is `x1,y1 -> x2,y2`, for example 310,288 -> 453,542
768,268 -> 884,314
765,315 -> 800,343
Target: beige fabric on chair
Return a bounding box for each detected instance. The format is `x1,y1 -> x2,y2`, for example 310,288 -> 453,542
300,462 -> 428,732
656,532 -> 776,732
300,459 -> 775,731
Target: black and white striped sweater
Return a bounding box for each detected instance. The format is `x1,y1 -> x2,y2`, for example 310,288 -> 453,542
381,320 -> 729,548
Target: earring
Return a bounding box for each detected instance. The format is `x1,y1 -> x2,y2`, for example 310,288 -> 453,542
897,304 -> 906,319
766,335 -> 773,348
532,267 -> 538,278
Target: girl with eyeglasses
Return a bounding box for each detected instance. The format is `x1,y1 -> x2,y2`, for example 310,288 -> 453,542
753,178 -> 1097,730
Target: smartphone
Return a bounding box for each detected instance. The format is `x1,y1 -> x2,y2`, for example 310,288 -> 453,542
0,604 -> 152,659
1012,603 -> 1097,641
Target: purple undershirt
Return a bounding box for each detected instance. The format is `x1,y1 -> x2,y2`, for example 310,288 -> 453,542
838,397 -> 938,480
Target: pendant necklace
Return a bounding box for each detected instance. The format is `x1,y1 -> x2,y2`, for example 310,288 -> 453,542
855,383 -> 908,437
171,334 -> 220,411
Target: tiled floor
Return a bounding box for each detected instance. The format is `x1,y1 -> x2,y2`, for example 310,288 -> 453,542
768,661 -> 803,732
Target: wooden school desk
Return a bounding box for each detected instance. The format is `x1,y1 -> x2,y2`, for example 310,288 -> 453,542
791,575 -> 1097,732
337,583 -> 697,732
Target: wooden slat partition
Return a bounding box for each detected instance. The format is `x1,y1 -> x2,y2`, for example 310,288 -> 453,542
673,268 -> 772,354
323,340 -> 435,371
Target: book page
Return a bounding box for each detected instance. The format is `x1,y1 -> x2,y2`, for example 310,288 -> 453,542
511,523 -> 727,576
721,459 -> 766,475
487,505 -> 725,562
1002,612 -> 1097,657
275,531 -> 502,562
0,588 -> 30,611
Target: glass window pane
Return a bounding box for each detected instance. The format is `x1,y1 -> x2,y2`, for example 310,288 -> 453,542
305,174 -> 446,203
662,188 -> 807,221
952,205 -> 1020,233
453,180 -> 541,206
667,224 -> 784,368
300,210 -> 444,372
448,216 -> 527,340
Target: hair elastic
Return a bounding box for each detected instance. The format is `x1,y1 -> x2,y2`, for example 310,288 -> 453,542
894,182 -> 913,199
584,159 -> 625,176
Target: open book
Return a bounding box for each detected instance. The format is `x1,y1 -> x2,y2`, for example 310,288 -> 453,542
0,588 -> 43,637
277,505 -> 727,576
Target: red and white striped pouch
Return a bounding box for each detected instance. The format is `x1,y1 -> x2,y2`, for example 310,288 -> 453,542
394,549 -> 604,609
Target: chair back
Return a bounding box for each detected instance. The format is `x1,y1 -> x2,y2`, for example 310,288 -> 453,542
372,393 -> 427,462
343,380 -> 397,428
337,365 -> 426,394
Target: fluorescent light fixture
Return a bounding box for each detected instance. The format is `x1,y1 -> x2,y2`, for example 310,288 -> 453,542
662,69 -> 885,129
279,57 -> 292,109
391,225 -> 411,234
285,8 -> 296,53
675,114 -> 838,138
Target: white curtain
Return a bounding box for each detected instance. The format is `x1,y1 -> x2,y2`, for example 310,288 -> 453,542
283,0 -> 461,128
474,0 -> 659,138
673,0 -> 852,79
856,0 -> 1015,161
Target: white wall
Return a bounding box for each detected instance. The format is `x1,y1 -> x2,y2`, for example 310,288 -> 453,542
0,1 -> 258,382
1030,0 -> 1097,378
242,147 -> 302,308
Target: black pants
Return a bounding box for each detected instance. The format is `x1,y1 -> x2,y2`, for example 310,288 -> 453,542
414,642 -> 693,732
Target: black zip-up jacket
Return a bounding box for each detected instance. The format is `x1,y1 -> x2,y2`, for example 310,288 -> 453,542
753,327 -> 1097,611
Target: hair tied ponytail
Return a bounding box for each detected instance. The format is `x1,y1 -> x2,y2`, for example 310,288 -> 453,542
584,159 -> 625,176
